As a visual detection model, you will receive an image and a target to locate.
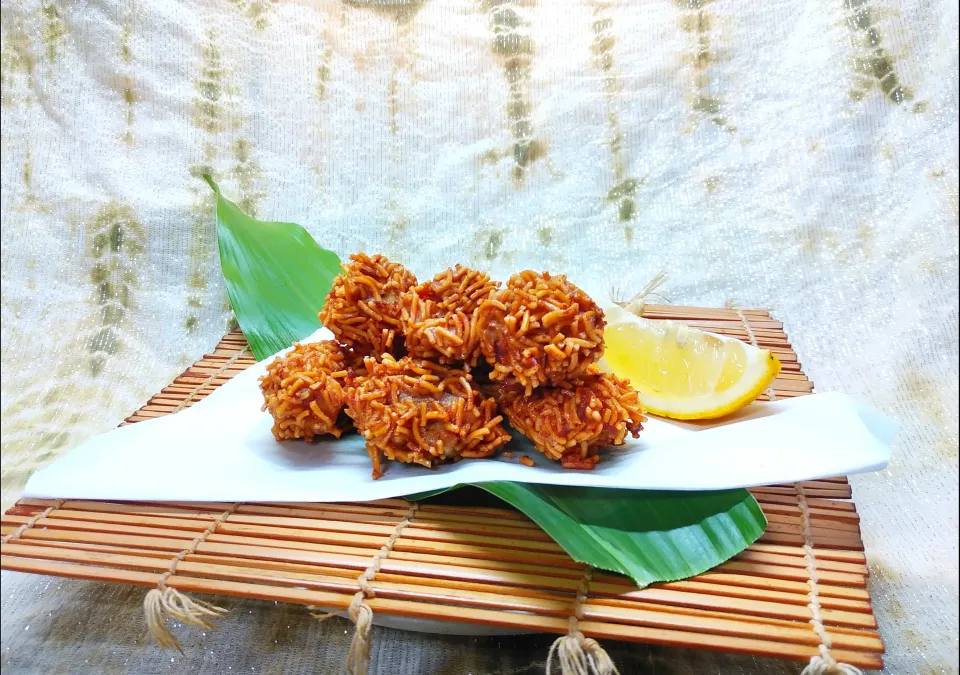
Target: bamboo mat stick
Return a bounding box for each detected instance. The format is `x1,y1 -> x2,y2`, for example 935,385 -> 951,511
584,590 -> 876,630
748,544 -> 862,563
753,493 -> 857,511
764,513 -> 861,534
640,305 -> 776,320
713,561 -> 865,587
760,480 -> 853,493
753,487 -> 853,500
580,603 -> 876,651
744,543 -> 864,563
758,521 -> 862,543
733,551 -> 866,575
31,518 -> 201,540
9,538 -> 185,559
586,571 -> 871,602
583,599 -> 880,646
2,554 -> 163,588
20,527 -> 201,552
594,603 -> 879,643
16,509 -> 218,531
596,580 -> 872,613
14,499 -> 238,519
757,533 -> 864,551
758,504 -> 860,524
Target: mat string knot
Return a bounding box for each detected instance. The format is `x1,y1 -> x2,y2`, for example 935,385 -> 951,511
800,648 -> 865,675
546,568 -> 621,675
143,505 -> 237,651
311,502 -> 419,675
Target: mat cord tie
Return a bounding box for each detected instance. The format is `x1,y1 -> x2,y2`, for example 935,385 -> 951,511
143,505 -> 237,651
546,567 -> 622,675
311,502 -> 419,675
795,485 -> 864,675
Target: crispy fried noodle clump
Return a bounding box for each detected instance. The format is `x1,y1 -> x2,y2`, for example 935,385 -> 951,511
400,264 -> 500,365
499,371 -> 645,469
345,355 -> 511,478
318,253 -> 417,355
478,271 -> 606,393
259,340 -> 359,441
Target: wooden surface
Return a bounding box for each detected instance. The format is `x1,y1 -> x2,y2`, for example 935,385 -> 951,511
0,306 -> 883,669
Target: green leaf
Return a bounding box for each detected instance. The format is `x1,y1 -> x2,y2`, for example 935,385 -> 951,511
477,483 -> 765,586
408,483 -> 765,586
208,181 -> 767,586
205,175 -> 342,360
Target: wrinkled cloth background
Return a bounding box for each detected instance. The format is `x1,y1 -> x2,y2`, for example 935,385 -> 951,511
1,0 -> 957,673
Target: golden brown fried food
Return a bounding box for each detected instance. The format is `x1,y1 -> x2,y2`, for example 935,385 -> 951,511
499,371 -> 645,468
400,265 -> 500,365
344,355 -> 511,478
477,271 -> 606,393
259,340 -> 361,441
318,253 -> 417,355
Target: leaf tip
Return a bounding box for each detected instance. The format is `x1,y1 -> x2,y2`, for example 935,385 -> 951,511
203,174 -> 219,194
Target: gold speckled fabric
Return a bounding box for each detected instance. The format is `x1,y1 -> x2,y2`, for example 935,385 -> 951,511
1,0 -> 957,673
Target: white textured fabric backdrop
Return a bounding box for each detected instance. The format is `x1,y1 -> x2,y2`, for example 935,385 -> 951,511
1,0 -> 957,673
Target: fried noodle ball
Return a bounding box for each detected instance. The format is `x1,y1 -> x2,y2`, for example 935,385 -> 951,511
259,340 -> 359,441
318,253 -> 417,355
499,371 -> 645,469
345,355 -> 511,478
400,265 -> 500,365
478,271 -> 605,393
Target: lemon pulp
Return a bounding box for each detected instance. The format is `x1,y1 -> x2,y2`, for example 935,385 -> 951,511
600,302 -> 781,420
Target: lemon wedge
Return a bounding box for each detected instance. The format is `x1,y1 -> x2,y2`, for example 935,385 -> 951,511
599,301 -> 781,420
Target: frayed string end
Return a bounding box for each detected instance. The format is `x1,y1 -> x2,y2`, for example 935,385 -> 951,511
546,632 -> 619,675
144,586 -> 225,651
546,568 -> 621,675
612,271 -> 669,316
142,506 -> 236,650
345,594 -> 374,675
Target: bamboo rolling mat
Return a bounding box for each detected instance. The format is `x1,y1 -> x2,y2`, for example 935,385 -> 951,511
0,306 -> 883,670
